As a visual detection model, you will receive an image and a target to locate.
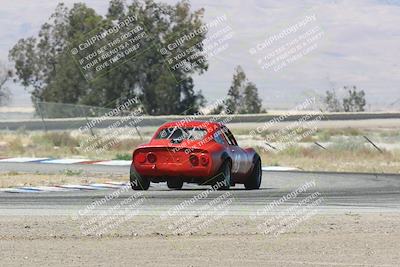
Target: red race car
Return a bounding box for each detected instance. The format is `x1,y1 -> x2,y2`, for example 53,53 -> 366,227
130,120 -> 262,190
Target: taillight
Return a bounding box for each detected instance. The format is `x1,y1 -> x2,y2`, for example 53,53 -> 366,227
136,153 -> 146,163
147,153 -> 157,163
200,154 -> 209,166
189,154 -> 199,166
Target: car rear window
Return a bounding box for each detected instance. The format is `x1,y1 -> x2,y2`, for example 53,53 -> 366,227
156,127 -> 207,140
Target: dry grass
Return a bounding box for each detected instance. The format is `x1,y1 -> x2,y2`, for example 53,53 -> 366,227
0,131 -> 145,160
258,145 -> 400,173
232,126 -> 400,173
1,129 -> 400,174
0,172 -> 127,188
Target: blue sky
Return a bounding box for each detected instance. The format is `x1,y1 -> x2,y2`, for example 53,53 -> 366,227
1,0 -> 400,110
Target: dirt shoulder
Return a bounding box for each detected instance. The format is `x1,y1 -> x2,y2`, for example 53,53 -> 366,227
1,213 -> 399,266
0,172 -> 126,188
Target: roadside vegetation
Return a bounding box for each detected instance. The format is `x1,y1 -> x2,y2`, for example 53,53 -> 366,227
0,61 -> 12,106
324,86 -> 366,112
1,128 -> 399,174
251,128 -> 400,173
0,130 -> 144,160
258,146 -> 400,174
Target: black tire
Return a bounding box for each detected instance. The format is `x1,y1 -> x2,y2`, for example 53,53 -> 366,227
214,160 -> 231,190
130,165 -> 150,190
244,155 -> 262,190
167,179 -> 184,190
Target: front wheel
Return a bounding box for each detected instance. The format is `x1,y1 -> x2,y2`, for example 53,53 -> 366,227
130,165 -> 150,190
244,155 -> 262,190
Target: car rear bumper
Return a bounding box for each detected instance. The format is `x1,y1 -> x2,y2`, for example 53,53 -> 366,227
134,162 -> 212,178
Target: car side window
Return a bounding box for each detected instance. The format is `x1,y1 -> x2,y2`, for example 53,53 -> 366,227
220,128 -> 233,146
222,127 -> 238,146
213,129 -> 226,145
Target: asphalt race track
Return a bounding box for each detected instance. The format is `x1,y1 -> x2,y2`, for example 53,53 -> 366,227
1,162 -> 400,216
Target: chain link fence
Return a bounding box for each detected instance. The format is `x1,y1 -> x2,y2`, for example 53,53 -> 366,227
34,102 -> 116,119
29,101 -> 154,139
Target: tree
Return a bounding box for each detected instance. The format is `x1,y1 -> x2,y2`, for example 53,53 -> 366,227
324,89 -> 342,112
225,66 -> 246,114
242,82 -> 263,113
342,86 -> 366,112
209,103 -> 225,115
0,62 -> 12,106
107,0 -> 125,20
9,0 -> 207,115
224,65 -> 264,114
324,86 -> 366,112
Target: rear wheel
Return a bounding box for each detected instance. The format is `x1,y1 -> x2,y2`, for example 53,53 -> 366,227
167,179 -> 184,190
244,155 -> 262,190
130,166 -> 150,190
214,160 -> 231,190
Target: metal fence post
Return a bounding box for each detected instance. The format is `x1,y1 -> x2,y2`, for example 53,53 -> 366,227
35,101 -> 47,132
80,105 -> 95,137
